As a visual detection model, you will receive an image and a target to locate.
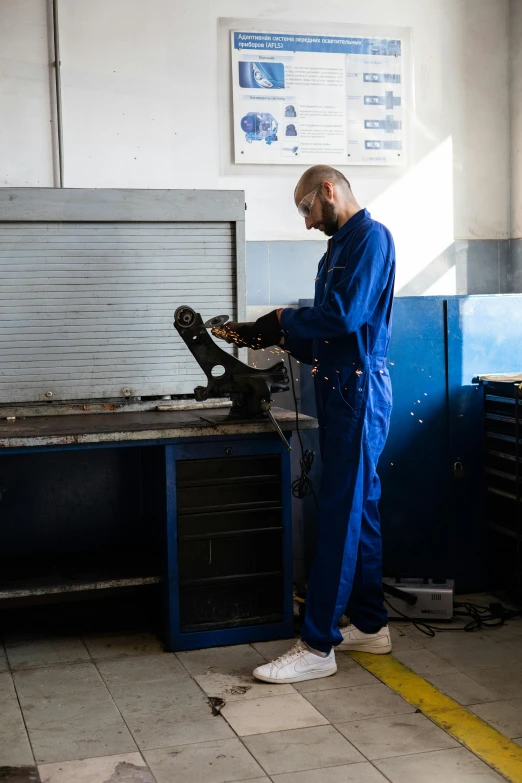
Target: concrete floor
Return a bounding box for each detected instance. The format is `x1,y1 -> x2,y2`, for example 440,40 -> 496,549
1,594 -> 522,783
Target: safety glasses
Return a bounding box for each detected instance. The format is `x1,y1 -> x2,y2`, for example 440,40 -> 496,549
297,185 -> 321,218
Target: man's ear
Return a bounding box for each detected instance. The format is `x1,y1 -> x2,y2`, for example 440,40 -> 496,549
322,181 -> 335,201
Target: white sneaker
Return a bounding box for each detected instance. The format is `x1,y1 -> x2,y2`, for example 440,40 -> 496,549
253,640 -> 337,684
338,624 -> 392,654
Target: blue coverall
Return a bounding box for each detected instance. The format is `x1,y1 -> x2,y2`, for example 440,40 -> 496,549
280,208 -> 395,653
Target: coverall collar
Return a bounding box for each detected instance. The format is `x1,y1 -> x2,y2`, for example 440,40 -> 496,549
331,208 -> 369,245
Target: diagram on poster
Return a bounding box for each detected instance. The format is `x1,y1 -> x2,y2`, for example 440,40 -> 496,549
231,31 -> 405,166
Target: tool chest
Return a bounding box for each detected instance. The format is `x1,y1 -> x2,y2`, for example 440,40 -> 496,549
482,376 -> 522,600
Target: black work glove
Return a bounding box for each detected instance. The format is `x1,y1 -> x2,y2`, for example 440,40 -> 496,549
212,310 -> 283,350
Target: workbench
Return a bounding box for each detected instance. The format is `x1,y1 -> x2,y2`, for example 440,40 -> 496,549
0,406 -> 316,651
0,187 -> 317,650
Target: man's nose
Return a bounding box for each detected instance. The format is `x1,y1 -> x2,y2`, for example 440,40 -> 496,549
305,216 -> 314,230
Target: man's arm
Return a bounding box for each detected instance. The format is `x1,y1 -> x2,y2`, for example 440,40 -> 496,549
282,332 -> 314,365
280,228 -> 392,341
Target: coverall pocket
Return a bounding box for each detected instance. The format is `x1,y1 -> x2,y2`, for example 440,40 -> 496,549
323,404 -> 362,464
335,367 -> 362,417
366,401 -> 392,456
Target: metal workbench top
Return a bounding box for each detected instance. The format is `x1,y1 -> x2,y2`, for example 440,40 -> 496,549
0,406 -> 317,449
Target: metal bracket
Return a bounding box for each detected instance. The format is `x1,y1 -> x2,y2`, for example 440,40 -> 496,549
173,307 -> 291,446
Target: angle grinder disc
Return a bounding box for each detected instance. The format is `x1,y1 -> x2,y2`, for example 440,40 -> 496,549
204,314 -> 230,329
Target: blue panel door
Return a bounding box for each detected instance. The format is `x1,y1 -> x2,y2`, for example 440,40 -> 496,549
379,297 -> 452,581
446,295 -> 522,588
296,294 -> 522,593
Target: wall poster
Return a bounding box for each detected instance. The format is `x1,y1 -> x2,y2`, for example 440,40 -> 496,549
231,30 -> 406,166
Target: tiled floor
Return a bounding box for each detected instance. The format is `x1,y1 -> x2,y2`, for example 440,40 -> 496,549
1,595 -> 522,782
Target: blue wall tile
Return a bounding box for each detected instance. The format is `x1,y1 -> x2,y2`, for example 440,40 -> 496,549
247,238 -> 513,304
512,239 -> 522,293
268,241 -> 326,305
448,239 -> 500,295
449,240 -> 472,295
246,242 -> 269,306
467,240 -> 501,294
499,239 -> 511,293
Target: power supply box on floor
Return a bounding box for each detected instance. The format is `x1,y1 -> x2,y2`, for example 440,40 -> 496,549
383,577 -> 455,620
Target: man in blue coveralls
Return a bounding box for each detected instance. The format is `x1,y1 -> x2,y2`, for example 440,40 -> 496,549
214,165 -> 395,684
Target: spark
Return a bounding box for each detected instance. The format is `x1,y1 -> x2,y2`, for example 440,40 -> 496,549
324,376 -> 329,380
419,419 -> 423,423
417,400 -> 420,403
389,362 -> 395,366
410,412 -> 414,416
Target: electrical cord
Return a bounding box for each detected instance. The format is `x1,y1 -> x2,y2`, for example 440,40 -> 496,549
288,355 -> 318,507
384,596 -> 522,637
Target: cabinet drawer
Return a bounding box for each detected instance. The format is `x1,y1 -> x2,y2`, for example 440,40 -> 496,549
179,575 -> 284,631
178,528 -> 283,582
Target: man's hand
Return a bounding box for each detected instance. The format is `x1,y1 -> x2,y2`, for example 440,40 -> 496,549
212,309 -> 284,350
211,321 -> 257,347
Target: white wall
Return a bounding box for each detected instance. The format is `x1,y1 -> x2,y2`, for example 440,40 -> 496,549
0,0 -> 512,288
0,0 -> 55,187
511,0 -> 522,238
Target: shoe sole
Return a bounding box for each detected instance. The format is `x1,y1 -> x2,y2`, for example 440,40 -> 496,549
253,664 -> 338,684
338,644 -> 392,655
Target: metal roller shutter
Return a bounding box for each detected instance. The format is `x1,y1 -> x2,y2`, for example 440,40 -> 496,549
0,221 -> 237,403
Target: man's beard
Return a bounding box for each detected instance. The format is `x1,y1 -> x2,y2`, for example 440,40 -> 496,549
319,197 -> 338,236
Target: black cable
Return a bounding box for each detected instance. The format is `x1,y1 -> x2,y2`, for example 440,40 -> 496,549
384,596 -> 522,637
288,355 -> 318,507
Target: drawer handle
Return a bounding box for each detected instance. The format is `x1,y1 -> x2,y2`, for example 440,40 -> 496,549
453,460 -> 465,478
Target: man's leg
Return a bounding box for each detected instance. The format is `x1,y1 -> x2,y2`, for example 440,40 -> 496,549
251,406 -> 367,683
346,473 -> 388,633
337,470 -> 391,654
297,450 -> 366,653
251,395 -> 391,683
296,403 -> 377,653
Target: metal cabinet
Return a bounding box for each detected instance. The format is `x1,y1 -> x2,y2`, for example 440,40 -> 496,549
481,378 -> 522,600
297,294 -> 522,592
379,295 -> 522,590
165,437 -> 293,651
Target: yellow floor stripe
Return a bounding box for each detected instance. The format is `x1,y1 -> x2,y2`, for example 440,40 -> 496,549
350,652 -> 522,782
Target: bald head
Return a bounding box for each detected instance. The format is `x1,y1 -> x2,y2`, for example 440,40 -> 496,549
294,165 -> 361,236
294,165 -> 353,204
